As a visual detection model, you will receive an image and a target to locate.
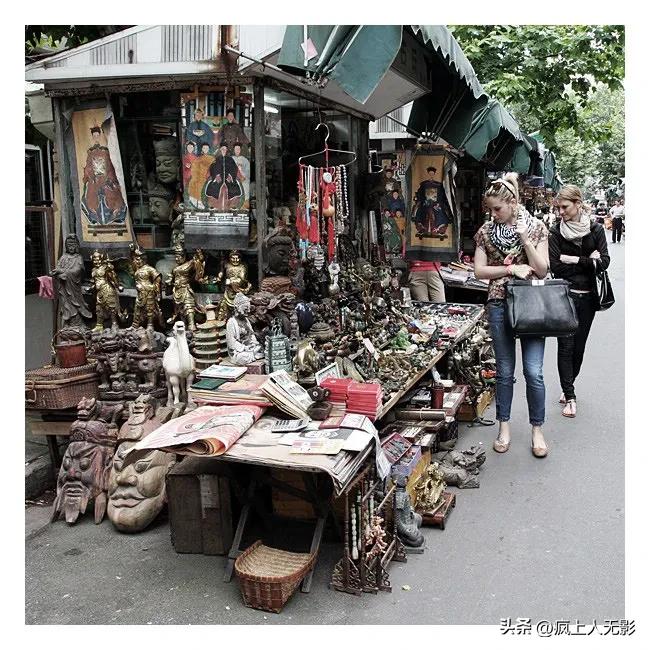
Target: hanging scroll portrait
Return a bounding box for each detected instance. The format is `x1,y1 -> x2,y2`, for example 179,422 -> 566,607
67,105 -> 135,253
404,153 -> 459,263
180,93 -> 252,212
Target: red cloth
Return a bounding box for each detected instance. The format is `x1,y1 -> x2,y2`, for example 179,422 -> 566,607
408,260 -> 441,272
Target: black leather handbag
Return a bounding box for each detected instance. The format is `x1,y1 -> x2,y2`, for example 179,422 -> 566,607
593,260 -> 615,311
506,278 -> 579,337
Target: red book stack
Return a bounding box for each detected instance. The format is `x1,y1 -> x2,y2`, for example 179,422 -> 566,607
321,378 -> 353,404
346,381 -> 383,421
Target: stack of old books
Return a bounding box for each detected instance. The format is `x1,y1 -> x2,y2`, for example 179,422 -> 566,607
189,373 -> 272,407
346,382 -> 383,421
261,371 -> 314,419
320,377 -> 353,405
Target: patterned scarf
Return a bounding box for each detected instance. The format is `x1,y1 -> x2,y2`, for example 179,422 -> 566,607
488,206 -> 535,256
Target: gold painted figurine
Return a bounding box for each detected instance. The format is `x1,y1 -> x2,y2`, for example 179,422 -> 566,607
166,243 -> 206,331
216,250 -> 252,321
130,244 -> 163,330
414,462 -> 446,513
91,250 -> 127,331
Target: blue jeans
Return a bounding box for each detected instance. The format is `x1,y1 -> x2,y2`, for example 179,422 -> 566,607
487,301 -> 546,426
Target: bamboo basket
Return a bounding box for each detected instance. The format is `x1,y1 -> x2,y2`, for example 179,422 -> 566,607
234,540 -> 316,613
25,363 -> 98,410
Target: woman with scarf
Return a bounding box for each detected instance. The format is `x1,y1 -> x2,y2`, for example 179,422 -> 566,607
474,173 -> 550,458
549,185 -> 610,418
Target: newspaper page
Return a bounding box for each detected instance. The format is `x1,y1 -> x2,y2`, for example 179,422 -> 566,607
222,415 -> 373,494
134,405 -> 265,456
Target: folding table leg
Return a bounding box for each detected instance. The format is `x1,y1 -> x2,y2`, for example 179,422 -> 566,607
223,478 -> 256,582
301,515 -> 325,593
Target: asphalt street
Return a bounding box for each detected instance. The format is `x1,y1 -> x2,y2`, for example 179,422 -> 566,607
25,241 -> 625,625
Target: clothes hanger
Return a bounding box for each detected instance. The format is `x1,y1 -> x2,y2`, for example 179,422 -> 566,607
298,123 -> 357,167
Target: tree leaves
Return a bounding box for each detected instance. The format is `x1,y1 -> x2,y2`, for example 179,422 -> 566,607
449,25 -> 625,151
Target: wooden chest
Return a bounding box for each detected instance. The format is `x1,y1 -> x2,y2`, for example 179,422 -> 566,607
166,457 -> 233,556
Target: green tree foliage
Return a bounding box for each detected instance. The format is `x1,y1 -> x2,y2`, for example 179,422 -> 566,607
449,25 -> 624,151
25,26 -> 128,56
543,86 -> 624,193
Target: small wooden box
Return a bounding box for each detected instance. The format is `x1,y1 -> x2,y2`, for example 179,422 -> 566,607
458,389 -> 494,422
166,457 -> 233,556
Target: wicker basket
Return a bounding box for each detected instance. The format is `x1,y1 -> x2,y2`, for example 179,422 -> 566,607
25,363 -> 99,410
234,540 -> 316,613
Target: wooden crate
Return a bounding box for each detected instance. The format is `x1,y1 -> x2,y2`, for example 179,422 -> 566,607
270,468 -> 345,523
458,389 -> 494,422
166,457 -> 233,556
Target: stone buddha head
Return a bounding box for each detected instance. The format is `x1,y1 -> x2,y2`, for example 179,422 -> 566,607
264,227 -> 294,277
153,137 -> 180,184
148,176 -> 175,223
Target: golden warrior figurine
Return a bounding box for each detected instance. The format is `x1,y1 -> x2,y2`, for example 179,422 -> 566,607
130,244 -> 162,330
91,250 -> 127,331
166,243 -> 206,331
216,250 -> 252,321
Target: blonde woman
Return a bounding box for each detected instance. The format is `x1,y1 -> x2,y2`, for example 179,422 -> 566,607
549,185 -> 610,417
474,173 -> 550,458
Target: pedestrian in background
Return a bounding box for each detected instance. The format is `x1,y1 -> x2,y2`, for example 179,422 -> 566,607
473,172 -> 550,458
609,199 -> 624,243
549,185 -> 610,418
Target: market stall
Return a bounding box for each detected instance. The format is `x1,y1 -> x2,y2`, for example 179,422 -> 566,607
25,24 -> 496,613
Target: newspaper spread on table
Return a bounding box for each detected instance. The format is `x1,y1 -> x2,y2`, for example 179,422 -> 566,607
133,405 -> 265,456
221,415 -> 372,494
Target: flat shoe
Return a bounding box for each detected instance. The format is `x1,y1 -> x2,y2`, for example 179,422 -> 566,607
531,440 -> 549,458
493,438 -> 510,453
559,393 -> 566,404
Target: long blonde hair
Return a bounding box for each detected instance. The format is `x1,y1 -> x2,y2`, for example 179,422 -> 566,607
484,172 -> 520,204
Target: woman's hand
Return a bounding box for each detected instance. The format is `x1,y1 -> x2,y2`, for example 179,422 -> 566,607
510,264 -> 533,280
589,250 -> 601,260
516,214 -> 529,243
560,254 -> 580,265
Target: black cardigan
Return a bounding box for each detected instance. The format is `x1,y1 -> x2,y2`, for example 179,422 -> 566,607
549,221 -> 610,291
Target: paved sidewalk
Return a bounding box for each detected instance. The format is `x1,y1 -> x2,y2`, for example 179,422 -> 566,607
25,244 -> 625,625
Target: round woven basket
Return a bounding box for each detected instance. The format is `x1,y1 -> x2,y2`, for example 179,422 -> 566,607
234,540 -> 316,613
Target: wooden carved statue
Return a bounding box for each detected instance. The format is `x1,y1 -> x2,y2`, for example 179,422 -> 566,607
51,397 -> 119,525
108,396 -> 176,533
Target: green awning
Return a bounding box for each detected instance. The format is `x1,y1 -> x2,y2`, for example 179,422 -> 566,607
277,25 -> 403,104
543,150 -> 557,187
407,26 -> 488,143
509,140 -> 533,175
458,98 -> 525,169
526,135 -> 544,177
277,25 -> 486,114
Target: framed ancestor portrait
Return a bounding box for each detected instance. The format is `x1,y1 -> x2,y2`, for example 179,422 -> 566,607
404,151 -> 460,263
181,92 -> 252,212
66,104 -> 135,253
